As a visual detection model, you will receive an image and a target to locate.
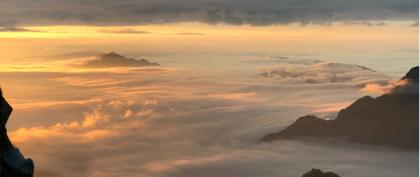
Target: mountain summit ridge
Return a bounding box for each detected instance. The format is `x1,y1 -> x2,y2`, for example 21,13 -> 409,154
83,52 -> 159,68
261,66 -> 419,150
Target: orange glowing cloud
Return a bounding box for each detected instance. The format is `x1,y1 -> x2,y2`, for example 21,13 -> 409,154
207,92 -> 260,101
313,101 -> 353,113
9,108 -> 119,143
360,79 -> 409,94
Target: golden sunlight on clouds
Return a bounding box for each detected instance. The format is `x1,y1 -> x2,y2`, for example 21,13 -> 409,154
0,16 -> 417,177
360,79 -> 410,94
13,98 -> 101,110
0,22 -> 416,41
0,22 -> 414,42
207,92 -> 259,100
10,108 -> 121,143
313,101 -> 354,113
0,22 -> 416,65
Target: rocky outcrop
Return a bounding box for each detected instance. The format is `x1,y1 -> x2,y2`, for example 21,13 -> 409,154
261,66 -> 419,150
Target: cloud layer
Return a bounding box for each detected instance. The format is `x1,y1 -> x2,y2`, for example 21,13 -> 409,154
0,56 -> 416,177
0,0 -> 418,27
258,57 -> 386,86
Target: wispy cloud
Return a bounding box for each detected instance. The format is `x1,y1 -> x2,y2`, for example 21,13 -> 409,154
177,32 -> 206,35
98,29 -> 150,34
0,26 -> 44,32
341,21 -> 387,26
260,62 -> 383,84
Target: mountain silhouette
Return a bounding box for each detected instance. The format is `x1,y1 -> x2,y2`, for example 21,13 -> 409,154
402,66 -> 419,82
83,52 -> 159,68
261,66 -> 419,149
301,169 -> 340,177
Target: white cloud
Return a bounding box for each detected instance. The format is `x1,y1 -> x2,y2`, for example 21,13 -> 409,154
260,62 -> 387,86
2,58 -> 415,177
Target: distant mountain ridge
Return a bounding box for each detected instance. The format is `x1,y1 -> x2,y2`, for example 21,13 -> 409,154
302,169 -> 340,177
261,66 -> 419,150
83,52 -> 159,68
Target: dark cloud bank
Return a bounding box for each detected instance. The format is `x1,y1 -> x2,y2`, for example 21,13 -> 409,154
0,0 -> 418,27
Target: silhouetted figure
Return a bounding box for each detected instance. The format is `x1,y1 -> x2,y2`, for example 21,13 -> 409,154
0,89 -> 34,177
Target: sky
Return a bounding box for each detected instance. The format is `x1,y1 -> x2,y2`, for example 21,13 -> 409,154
0,0 -> 418,177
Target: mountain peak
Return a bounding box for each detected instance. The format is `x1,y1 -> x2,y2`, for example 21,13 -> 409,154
83,52 -> 159,68
302,169 -> 340,177
261,66 -> 419,149
101,52 -> 126,59
402,66 -> 419,83
391,66 -> 419,94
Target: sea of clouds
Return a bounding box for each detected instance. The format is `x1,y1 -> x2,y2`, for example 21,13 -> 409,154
0,56 -> 417,177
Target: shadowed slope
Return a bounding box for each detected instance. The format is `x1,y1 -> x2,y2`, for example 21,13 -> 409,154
262,66 -> 419,150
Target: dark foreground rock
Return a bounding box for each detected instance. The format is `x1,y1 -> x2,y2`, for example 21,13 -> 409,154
262,66 -> 419,150
302,169 -> 340,177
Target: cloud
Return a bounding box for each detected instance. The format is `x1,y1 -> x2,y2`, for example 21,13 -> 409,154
341,21 -> 387,26
247,56 -> 323,65
176,32 -> 206,35
312,101 -> 353,113
10,107 -> 120,143
360,73 -> 419,95
0,26 -> 43,32
10,95 -> 417,177
2,58 -> 415,177
98,29 -> 150,34
206,92 -> 259,100
360,80 -> 407,94
14,98 -> 101,110
410,21 -> 419,27
137,142 -> 418,177
28,51 -> 106,60
0,0 -> 418,26
260,62 -> 383,84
